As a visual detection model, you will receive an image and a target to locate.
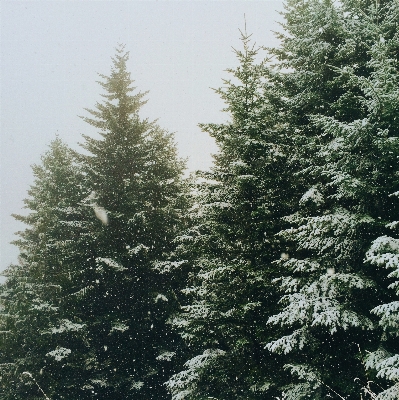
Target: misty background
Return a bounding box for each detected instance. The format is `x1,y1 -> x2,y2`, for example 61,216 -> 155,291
1,0 -> 284,274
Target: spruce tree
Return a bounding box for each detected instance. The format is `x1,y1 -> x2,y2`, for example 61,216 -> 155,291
0,138 -> 93,399
360,3 -> 399,397
75,45 -> 188,399
265,0 -> 399,398
0,47 -> 188,399
166,32 -> 294,399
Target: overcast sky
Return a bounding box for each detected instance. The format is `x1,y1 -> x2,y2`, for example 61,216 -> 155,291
1,0 -> 284,273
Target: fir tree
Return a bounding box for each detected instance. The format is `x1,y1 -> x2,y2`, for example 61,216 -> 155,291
166,32 -> 294,399
265,0 -> 399,398
360,3 -> 399,397
75,45 -> 188,399
0,46 -> 188,399
0,138 -> 93,399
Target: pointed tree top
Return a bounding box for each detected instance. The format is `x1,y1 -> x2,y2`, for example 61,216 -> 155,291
81,45 -> 148,132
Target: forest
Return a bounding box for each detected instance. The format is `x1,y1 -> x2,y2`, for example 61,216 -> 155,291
1,0 -> 399,399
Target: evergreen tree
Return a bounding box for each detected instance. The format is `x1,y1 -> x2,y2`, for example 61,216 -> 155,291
74,45 -> 188,399
360,3 -> 399,398
0,46 -> 188,399
3,4 -> 399,398
265,0 -> 399,398
0,138 -> 93,399
166,32 -> 294,399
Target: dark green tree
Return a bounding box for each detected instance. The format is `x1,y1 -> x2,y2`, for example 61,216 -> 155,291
0,46 -> 189,400
265,0 -> 399,398
166,32 -> 295,399
0,138 -> 93,399
359,3 -> 399,398
75,46 -> 188,399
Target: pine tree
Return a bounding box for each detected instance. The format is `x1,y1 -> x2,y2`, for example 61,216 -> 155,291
0,138 -> 93,399
0,47 -> 188,399
74,45 -> 188,399
166,32 -> 294,399
360,2 -> 399,397
265,0 -> 399,398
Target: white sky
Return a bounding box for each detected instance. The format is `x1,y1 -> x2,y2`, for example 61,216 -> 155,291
1,0 -> 284,273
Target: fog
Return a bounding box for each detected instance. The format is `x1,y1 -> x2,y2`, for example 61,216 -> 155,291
1,0 -> 283,272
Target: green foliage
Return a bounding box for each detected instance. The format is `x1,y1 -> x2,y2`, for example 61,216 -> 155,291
0,46 -> 188,399
166,31 -> 294,399
265,0 -> 399,398
74,45 -> 188,400
2,2 -> 399,398
0,138 -> 93,399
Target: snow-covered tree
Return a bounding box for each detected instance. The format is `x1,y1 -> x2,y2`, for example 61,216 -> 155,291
74,45 -> 188,399
0,46 -> 188,399
166,32 -> 295,399
360,3 -> 399,397
0,138 -> 93,399
266,0 -> 399,398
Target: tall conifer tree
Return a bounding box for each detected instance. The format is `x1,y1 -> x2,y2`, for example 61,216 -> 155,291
265,0 -> 399,398
358,2 -> 399,397
0,138 -> 93,399
0,46 -> 188,399
167,32 -> 294,399
75,46 -> 188,399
